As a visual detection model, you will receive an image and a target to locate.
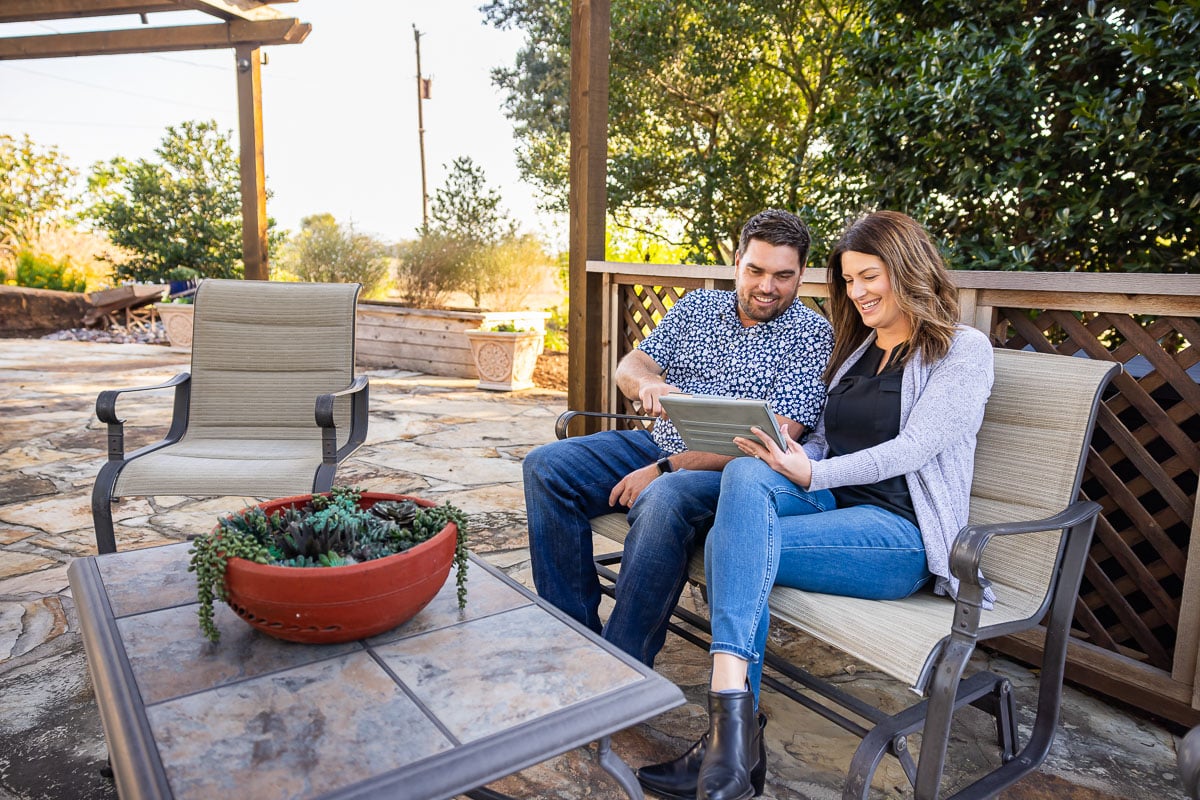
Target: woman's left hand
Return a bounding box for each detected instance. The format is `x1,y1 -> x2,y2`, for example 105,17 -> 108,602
733,423 -> 813,488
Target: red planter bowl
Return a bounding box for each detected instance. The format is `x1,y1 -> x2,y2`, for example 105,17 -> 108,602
222,492 -> 458,644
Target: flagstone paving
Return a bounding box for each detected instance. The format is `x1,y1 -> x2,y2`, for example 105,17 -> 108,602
0,337 -> 1190,800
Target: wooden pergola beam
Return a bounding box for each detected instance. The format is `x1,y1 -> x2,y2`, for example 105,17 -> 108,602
0,1 -> 185,23
0,18 -> 309,59
0,0 -> 297,20
174,0 -> 284,22
236,43 -> 268,281
567,0 -> 610,417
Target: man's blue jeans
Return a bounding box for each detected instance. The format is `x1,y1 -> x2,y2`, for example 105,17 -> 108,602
524,429 -> 722,665
705,457 -> 930,699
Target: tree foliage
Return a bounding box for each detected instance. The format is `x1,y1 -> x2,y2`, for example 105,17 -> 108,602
276,213 -> 390,296
0,134 -> 78,269
430,156 -> 518,249
399,157 -> 549,309
89,120 -> 247,282
488,0 -> 1198,273
820,0 -> 1200,272
484,0 -> 864,263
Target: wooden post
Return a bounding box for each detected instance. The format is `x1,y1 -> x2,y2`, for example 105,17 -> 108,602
236,43 -> 269,281
567,0 -> 610,419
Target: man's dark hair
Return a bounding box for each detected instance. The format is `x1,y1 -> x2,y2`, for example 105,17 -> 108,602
736,209 -> 811,267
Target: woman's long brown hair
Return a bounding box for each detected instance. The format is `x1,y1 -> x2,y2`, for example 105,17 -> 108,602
823,211 -> 960,383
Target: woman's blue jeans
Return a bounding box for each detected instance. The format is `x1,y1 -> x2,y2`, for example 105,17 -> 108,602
524,429 -> 723,665
705,457 -> 930,700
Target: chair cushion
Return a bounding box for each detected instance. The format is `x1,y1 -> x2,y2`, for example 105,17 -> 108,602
113,436 -> 325,498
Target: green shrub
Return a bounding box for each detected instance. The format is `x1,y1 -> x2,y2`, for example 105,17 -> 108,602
395,231 -> 471,307
12,250 -> 86,292
277,214 -> 390,296
543,304 -> 569,352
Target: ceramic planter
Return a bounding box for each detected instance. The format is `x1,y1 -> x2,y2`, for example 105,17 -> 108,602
155,302 -> 194,348
464,328 -> 545,391
222,492 -> 457,644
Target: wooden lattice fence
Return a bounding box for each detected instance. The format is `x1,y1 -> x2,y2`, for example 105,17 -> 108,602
588,261 -> 1200,725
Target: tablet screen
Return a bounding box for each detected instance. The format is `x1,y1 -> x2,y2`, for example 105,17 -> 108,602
659,394 -> 786,457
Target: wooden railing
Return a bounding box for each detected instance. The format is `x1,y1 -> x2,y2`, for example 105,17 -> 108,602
588,260 -> 1200,725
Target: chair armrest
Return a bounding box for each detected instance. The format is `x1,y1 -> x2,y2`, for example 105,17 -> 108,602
95,373 -> 192,461
315,376 -> 370,463
949,500 -> 1103,587
96,373 -> 191,424
554,410 -> 657,440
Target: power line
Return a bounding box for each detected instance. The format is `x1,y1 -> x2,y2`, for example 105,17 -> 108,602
0,63 -> 228,113
0,116 -> 167,130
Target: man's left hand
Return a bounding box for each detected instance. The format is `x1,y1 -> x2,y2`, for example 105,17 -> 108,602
608,464 -> 660,508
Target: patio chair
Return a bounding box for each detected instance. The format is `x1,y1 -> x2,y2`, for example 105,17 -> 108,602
90,279 -> 368,554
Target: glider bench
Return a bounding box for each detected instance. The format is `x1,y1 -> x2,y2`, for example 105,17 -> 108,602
554,347 -> 1119,800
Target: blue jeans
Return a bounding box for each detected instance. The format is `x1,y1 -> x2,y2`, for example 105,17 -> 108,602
705,457 -> 930,700
524,429 -> 723,665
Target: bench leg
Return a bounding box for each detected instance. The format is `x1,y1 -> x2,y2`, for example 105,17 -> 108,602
969,678 -> 1018,762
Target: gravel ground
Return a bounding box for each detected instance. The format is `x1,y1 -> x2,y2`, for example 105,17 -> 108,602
41,324 -> 169,346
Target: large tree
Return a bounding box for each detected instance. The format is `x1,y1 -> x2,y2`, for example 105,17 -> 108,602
89,120 -> 246,282
484,0 -> 863,263
821,0 -> 1200,273
0,133 -> 78,267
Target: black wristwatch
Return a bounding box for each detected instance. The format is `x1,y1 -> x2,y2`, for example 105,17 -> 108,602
656,456 -> 674,475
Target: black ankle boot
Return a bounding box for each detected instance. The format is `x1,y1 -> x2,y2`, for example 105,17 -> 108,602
696,690 -> 759,800
636,714 -> 767,800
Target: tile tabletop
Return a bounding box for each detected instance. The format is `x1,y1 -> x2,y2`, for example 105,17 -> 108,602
70,543 -> 684,800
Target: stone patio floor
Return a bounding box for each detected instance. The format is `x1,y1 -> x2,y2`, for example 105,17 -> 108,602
0,337 -> 1190,800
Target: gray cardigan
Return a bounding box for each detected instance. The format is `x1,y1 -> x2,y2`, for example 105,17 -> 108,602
803,325 -> 995,602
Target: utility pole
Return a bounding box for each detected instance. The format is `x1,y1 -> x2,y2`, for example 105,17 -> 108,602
413,25 -> 430,231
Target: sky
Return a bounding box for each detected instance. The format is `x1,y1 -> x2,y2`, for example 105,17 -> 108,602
0,1 -> 561,245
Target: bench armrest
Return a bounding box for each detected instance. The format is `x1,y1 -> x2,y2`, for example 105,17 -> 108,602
315,376 -> 369,463
949,500 -> 1104,587
95,373 -> 192,460
555,410 -> 657,440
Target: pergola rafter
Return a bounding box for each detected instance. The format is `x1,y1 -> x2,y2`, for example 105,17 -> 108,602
0,0 -> 311,280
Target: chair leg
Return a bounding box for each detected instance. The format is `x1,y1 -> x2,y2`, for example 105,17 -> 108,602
91,462 -> 124,555
312,463 -> 336,494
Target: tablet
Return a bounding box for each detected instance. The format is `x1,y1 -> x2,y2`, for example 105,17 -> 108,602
658,394 -> 787,457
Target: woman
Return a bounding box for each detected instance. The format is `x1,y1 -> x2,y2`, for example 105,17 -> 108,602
637,211 -> 995,800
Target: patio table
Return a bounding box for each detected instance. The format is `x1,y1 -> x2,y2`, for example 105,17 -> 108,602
68,543 -> 684,800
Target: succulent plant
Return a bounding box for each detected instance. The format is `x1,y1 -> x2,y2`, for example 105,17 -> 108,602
188,486 -> 468,643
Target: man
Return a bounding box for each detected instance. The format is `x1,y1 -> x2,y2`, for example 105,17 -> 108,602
522,208 -> 833,668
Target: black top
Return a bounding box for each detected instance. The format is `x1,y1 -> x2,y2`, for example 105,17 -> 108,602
823,343 -> 918,525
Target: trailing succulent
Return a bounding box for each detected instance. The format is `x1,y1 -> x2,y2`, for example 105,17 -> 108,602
188,486 -> 469,643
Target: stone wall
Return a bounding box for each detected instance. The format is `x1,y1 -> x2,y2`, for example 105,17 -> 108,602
0,285 -> 90,335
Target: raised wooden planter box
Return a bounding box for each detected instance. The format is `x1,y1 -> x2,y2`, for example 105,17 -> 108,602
356,303 -> 549,379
